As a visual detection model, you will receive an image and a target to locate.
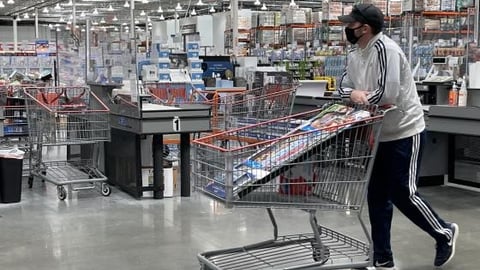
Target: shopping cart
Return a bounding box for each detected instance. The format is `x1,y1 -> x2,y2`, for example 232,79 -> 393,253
195,83 -> 298,134
192,103 -> 389,270
24,86 -> 111,200
144,82 -> 190,105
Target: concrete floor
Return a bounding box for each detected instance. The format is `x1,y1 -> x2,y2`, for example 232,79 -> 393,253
0,182 -> 478,270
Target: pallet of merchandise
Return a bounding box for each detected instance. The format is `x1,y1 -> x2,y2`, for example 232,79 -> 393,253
440,0 -> 455,10
424,0 -> 441,10
389,0 -> 403,15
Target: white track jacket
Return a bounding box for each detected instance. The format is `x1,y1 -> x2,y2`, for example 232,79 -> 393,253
338,33 -> 425,142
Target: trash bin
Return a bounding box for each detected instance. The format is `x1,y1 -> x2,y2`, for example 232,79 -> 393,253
0,149 -> 24,203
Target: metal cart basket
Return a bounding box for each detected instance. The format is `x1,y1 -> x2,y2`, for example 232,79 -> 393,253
24,86 -> 111,200
192,103 -> 388,269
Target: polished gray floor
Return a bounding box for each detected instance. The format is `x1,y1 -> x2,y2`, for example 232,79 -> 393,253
0,181 -> 478,270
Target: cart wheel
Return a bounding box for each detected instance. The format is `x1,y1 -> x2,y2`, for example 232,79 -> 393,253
101,184 -> 111,196
28,176 -> 34,188
311,242 -> 330,265
57,186 -> 67,200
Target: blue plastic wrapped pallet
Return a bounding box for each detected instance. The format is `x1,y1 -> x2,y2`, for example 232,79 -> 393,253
190,69 -> 203,80
158,60 -> 170,69
158,73 -> 170,81
187,51 -> 199,59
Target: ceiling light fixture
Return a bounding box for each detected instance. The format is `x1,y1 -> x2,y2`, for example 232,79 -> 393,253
54,3 -> 61,10
42,7 -> 48,13
254,0 -> 261,5
56,28 -> 61,32
142,0 -> 149,3
48,24 -> 53,29
80,11 -> 86,17
59,16 -> 65,22
23,13 -> 29,19
100,17 -> 106,24
140,10 -> 146,16
113,15 -> 118,21
67,19 -> 72,24
159,14 -> 165,20
135,19 -> 139,24
92,20 -> 98,25
228,3 -> 231,9
196,0 -> 205,5
157,5 -> 163,13
123,1 -> 129,8
0,2 -> 5,8
148,22 -> 152,26
107,4 -> 114,11
191,8 -> 197,16
114,27 -> 118,31
175,13 -> 179,19
7,0 -> 14,4
289,0 -> 296,7
93,8 -> 98,15
209,6 -> 215,12
66,25 -> 71,30
261,3 -> 267,10
66,0 -> 72,5
175,2 -> 182,11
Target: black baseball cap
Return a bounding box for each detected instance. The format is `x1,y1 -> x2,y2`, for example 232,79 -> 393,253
338,4 -> 385,32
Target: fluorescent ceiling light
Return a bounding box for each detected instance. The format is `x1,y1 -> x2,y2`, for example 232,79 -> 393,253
42,7 -> 49,13
92,20 -> 98,25
123,1 -> 129,8
289,0 -> 296,7
23,13 -> 29,19
0,2 -> 5,8
7,0 -> 14,4
254,0 -> 261,6
100,17 -> 106,24
80,11 -> 86,17
113,15 -> 118,21
209,6 -> 215,12
54,3 -> 61,10
261,3 -> 267,10
122,22 -> 127,25
135,19 -> 139,24
114,27 -> 118,31
59,16 -> 65,22
140,10 -> 146,16
157,5 -> 163,12
196,0 -> 205,5
159,14 -> 165,20
175,2 -> 182,10
93,8 -> 98,15
90,26 -> 95,31
148,22 -> 152,26
56,28 -> 61,32
190,8 -> 197,16
107,4 -> 114,11
81,28 -> 85,32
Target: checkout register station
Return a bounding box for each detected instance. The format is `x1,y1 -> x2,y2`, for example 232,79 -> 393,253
89,80 -> 211,199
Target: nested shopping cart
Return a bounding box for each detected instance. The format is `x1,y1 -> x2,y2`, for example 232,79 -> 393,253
24,86 -> 111,200
192,103 -> 389,270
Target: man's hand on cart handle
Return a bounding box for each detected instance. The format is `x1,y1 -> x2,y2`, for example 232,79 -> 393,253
350,90 -> 370,105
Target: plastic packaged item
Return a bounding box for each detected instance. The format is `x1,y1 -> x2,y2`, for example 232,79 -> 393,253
458,77 -> 468,107
448,81 -> 458,106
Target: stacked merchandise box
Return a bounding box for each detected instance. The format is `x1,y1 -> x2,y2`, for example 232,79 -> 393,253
258,30 -> 277,45
187,42 -> 204,91
424,0 -> 441,10
440,0 -> 455,10
322,1 -> 343,20
258,12 -> 276,27
389,0 -> 403,15
285,8 -> 308,24
152,43 -> 171,81
456,0 -> 473,9
403,0 -> 425,11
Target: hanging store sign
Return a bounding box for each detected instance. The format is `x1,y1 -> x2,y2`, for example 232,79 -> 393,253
35,39 -> 49,57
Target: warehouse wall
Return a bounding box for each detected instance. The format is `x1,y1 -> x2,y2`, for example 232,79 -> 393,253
0,25 -> 52,43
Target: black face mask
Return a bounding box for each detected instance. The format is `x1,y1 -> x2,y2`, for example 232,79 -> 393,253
345,25 -> 364,44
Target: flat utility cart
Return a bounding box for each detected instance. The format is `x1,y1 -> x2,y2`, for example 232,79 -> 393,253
192,103 -> 389,270
24,86 -> 111,200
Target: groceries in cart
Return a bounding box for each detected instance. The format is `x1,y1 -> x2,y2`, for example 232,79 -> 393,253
204,103 -> 372,199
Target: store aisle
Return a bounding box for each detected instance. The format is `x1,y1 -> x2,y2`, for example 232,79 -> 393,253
0,182 -> 478,270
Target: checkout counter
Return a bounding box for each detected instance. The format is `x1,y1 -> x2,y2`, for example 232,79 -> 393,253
89,83 -> 212,199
